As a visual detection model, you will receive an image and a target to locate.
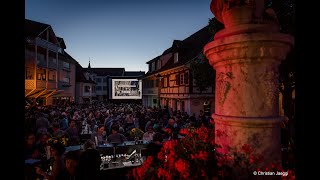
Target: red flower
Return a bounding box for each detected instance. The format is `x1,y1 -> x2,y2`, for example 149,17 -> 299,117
179,128 -> 189,135
175,159 -> 189,175
241,144 -> 253,154
164,128 -> 172,134
191,151 -> 208,161
216,129 -> 223,137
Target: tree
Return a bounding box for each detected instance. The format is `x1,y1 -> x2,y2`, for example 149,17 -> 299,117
189,17 -> 224,93
190,54 -> 216,93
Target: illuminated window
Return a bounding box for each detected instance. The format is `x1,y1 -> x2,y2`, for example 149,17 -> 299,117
36,69 -> 46,80
48,70 -> 56,81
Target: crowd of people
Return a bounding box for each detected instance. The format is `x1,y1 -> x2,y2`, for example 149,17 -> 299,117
24,102 -> 213,179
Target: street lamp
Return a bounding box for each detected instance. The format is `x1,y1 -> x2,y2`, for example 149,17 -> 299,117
155,74 -> 162,108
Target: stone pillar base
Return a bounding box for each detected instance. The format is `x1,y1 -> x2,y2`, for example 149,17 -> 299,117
213,114 -> 283,168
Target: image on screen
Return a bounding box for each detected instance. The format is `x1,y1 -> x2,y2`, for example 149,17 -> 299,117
111,79 -> 142,99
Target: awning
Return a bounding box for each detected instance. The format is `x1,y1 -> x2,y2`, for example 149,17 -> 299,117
26,89 -> 64,99
49,90 -> 65,98
38,89 -> 56,98
25,89 -> 46,98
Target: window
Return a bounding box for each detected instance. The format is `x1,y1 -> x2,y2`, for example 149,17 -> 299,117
155,79 -> 159,87
157,59 -> 161,70
96,78 -> 101,83
150,80 -> 154,88
163,77 -> 168,87
103,86 -> 107,91
176,74 -> 180,85
62,77 -> 70,83
48,70 -> 56,81
174,52 -> 179,63
92,86 -> 96,93
60,71 -> 70,82
180,74 -> 184,85
184,72 -> 189,85
151,62 -> 156,71
103,77 -> 108,82
37,53 -> 46,65
96,86 -> 102,91
25,67 -> 34,80
49,51 -> 57,64
84,86 -> 90,93
63,61 -> 70,69
36,69 -> 46,80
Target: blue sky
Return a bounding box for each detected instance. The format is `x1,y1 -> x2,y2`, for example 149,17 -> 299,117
25,0 -> 214,72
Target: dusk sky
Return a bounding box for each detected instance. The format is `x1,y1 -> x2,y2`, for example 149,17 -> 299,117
25,0 -> 214,72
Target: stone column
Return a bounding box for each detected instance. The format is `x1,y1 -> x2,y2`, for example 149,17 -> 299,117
204,0 -> 294,167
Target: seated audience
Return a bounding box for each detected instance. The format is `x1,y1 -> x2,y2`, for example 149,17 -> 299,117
107,124 -> 127,144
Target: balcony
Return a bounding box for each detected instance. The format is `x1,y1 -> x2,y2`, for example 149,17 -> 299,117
47,81 -> 57,89
25,80 -> 35,90
36,38 -> 59,52
48,61 -> 58,69
36,80 -> 46,89
37,58 -> 47,68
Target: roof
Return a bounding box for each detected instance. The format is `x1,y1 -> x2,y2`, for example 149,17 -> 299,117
25,19 -> 59,45
64,51 -> 79,64
146,56 -> 160,64
75,63 -> 96,84
83,68 -> 125,76
25,19 -> 50,38
57,37 -> 66,49
145,25 -> 211,75
124,71 -> 145,77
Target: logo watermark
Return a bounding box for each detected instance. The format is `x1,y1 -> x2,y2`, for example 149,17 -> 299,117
253,170 -> 288,176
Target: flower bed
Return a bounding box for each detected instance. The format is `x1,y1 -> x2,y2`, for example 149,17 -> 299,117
130,124 -> 295,180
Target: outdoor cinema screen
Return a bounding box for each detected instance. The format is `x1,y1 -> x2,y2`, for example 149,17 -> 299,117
111,79 -> 142,99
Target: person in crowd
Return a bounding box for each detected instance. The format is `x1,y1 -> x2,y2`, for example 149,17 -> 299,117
59,112 -> 69,131
77,140 -> 102,180
198,110 -> 207,127
35,132 -> 51,159
56,150 -> 80,180
164,118 -> 180,140
35,142 -> 66,180
145,132 -> 163,164
124,113 -> 135,130
90,124 -> 106,145
142,124 -> 156,141
107,124 -> 127,144
51,122 -> 69,139
36,113 -> 50,134
25,132 -> 40,159
65,119 -> 80,145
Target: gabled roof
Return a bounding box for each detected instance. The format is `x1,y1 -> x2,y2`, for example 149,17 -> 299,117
75,63 -> 96,84
64,51 -> 78,64
83,68 -> 125,76
124,71 -> 145,77
25,19 -> 50,38
145,25 -> 211,76
146,56 -> 160,64
25,19 -> 59,44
